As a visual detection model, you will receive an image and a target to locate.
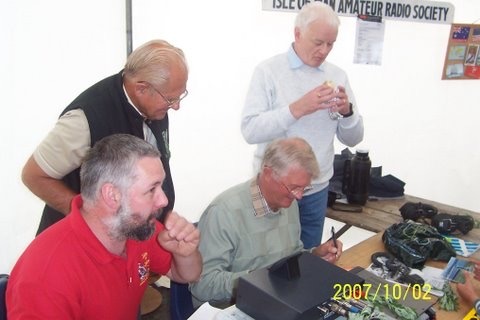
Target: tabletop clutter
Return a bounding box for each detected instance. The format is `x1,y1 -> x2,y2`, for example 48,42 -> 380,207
315,200 -> 478,320
322,149 -> 480,319
363,201 -> 478,318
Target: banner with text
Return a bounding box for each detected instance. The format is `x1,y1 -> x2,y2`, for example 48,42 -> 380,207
262,0 -> 454,24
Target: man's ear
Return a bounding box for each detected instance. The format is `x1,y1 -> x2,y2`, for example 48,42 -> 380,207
101,183 -> 121,208
135,81 -> 150,96
294,27 -> 301,41
262,166 -> 275,181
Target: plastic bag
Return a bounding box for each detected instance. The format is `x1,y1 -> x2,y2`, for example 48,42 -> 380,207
382,220 -> 456,268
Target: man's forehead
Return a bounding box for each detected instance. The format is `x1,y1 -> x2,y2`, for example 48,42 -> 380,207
136,157 -> 165,178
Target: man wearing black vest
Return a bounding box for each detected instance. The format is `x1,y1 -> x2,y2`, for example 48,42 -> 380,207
21,39 -> 189,235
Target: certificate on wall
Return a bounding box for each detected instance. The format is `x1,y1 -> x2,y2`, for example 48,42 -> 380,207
442,23 -> 480,80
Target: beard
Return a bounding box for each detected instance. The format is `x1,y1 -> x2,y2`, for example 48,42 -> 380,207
110,201 -> 159,241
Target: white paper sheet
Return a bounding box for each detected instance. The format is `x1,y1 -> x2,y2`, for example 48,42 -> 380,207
188,303 -> 254,320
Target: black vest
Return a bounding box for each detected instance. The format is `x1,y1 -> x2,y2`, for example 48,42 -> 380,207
36,71 -> 175,235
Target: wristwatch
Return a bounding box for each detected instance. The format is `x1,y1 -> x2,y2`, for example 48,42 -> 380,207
341,103 -> 354,118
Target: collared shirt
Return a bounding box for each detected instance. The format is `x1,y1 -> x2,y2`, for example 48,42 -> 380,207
190,179 -> 303,307
6,195 -> 172,319
250,175 -> 279,217
123,84 -> 158,147
287,43 -> 326,72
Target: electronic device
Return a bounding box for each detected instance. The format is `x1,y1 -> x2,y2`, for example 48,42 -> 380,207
236,252 -> 364,320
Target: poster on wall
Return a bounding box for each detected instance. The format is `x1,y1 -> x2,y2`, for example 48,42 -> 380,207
354,15 -> 385,65
442,23 -> 480,80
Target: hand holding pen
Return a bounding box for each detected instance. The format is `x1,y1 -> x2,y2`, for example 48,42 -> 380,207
310,227 -> 343,263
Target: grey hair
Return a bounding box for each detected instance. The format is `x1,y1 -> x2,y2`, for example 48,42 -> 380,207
123,39 -> 188,89
80,134 -> 161,202
295,2 -> 340,32
261,137 -> 320,179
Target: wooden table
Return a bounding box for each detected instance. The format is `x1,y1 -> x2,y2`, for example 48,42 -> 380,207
335,195 -> 480,320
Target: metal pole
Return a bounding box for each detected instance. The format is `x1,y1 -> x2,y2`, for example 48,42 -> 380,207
126,0 -> 133,56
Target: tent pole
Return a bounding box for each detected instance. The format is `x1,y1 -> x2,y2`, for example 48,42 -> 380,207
126,0 -> 132,56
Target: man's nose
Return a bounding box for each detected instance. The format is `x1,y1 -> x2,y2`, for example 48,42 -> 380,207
154,189 -> 169,209
169,101 -> 181,110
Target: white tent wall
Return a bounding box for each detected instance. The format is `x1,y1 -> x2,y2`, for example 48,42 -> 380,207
1,0 -> 479,273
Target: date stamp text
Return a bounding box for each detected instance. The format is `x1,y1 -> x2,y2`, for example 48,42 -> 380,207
332,283 -> 432,301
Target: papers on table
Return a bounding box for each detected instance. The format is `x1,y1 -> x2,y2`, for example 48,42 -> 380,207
441,257 -> 475,283
365,263 -> 445,297
444,236 -> 480,257
411,266 -> 446,297
187,303 -> 253,320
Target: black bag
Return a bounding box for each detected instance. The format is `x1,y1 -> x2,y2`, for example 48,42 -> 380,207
431,213 -> 475,235
382,220 -> 456,269
399,202 -> 437,221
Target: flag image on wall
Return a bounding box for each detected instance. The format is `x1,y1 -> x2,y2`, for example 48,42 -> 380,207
444,236 -> 480,257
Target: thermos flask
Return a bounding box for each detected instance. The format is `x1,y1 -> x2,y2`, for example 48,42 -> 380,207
342,150 -> 371,205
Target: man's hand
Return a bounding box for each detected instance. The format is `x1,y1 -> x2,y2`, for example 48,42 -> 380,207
289,83 -> 351,119
333,85 -> 351,116
289,83 -> 336,119
311,238 -> 343,263
473,260 -> 480,280
160,211 -> 202,283
157,211 -> 200,257
456,271 -> 478,306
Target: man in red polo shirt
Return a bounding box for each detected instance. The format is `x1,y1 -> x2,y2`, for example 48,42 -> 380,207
7,134 -> 202,319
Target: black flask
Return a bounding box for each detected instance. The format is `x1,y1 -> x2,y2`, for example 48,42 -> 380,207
342,150 -> 371,205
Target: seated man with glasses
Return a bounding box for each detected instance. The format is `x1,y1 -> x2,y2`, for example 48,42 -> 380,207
190,137 -> 342,308
21,39 -> 189,235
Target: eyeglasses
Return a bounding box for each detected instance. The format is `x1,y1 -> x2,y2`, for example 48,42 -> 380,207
140,81 -> 188,106
278,180 -> 313,198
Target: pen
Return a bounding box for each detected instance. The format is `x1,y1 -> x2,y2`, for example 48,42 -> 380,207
331,226 -> 338,258
331,226 -> 338,249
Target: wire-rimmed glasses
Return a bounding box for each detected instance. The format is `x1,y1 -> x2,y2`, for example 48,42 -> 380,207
140,81 -> 188,106
278,179 -> 313,198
